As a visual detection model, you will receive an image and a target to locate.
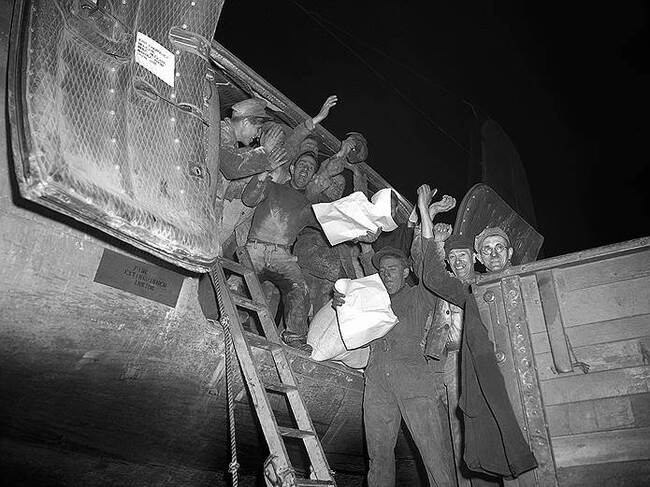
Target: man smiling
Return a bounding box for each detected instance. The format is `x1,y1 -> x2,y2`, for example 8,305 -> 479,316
333,184 -> 455,487
241,150 -> 323,352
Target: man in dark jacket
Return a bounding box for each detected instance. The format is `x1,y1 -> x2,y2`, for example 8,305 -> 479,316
424,214 -> 538,481
332,184 -> 456,487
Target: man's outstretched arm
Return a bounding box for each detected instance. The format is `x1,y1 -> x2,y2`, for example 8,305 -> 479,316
417,187 -> 468,307
285,95 -> 338,160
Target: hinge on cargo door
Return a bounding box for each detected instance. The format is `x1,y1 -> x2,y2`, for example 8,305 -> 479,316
169,26 -> 211,61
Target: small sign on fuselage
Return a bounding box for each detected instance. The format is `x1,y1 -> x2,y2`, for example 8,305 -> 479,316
94,249 -> 184,307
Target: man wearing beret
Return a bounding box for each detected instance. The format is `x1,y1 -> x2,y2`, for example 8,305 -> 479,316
436,231 -> 490,486
474,226 -> 514,274
424,209 -> 538,482
332,184 -> 455,487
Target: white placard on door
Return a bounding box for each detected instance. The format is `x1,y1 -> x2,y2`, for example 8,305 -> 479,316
135,32 -> 175,87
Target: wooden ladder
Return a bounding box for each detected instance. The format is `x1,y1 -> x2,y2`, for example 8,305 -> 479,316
209,247 -> 336,487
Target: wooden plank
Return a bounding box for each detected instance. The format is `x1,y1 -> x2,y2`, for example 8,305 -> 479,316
531,313 -> 650,354
545,393 -> 650,436
541,366 -> 650,405
552,427 -> 650,467
560,249 -> 650,292
519,274 -> 547,335
560,276 -> 650,327
475,237 -> 650,285
535,337 -> 648,381
536,270 -> 573,373
557,459 -> 650,487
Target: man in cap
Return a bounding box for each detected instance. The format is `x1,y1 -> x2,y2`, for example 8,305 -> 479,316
220,96 -> 338,198
241,145 -> 328,352
220,98 -> 286,182
474,226 -> 514,273
332,184 -> 456,487
421,202 -> 538,482
430,230 -> 484,486
304,136 -> 357,202
219,96 -> 339,251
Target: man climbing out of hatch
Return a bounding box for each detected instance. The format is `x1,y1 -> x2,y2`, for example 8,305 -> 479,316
423,211 -> 538,482
219,95 -> 338,200
332,184 -> 457,487
241,143 -> 346,352
474,226 -> 514,274
219,98 -> 286,183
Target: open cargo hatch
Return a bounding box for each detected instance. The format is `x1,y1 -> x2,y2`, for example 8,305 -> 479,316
7,0 -> 225,272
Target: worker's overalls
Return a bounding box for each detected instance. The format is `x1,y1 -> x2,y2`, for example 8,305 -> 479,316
364,284 -> 455,487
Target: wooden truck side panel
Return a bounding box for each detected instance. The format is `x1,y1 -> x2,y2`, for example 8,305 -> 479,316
475,238 -> 650,487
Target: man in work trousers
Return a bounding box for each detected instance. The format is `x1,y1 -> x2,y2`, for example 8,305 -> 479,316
240,134 -> 350,352
438,231 -> 505,486
333,184 -> 455,487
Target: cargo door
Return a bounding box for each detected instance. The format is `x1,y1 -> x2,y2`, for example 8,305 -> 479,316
8,0 -> 225,272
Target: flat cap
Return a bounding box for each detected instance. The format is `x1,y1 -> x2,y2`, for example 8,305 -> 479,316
444,233 -> 475,255
231,98 -> 271,120
344,131 -> 368,164
474,226 -> 511,253
299,137 -> 319,157
294,150 -> 319,170
371,246 -> 409,270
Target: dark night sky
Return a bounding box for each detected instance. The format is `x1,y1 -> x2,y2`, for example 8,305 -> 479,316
215,1 -> 649,258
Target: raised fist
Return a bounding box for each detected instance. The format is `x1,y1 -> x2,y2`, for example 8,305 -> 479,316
433,223 -> 453,242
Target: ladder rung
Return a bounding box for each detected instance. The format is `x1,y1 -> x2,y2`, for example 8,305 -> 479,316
231,294 -> 266,312
219,258 -> 252,276
278,426 -> 315,439
250,340 -> 283,352
244,331 -> 282,350
296,480 -> 336,486
213,254 -> 334,483
265,383 -> 298,394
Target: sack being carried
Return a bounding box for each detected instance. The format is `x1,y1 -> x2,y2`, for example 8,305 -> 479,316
334,274 -> 398,349
307,299 -> 370,369
312,188 -> 398,245
307,274 -> 398,368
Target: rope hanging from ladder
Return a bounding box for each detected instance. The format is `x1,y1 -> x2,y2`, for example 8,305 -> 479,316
212,272 -> 240,486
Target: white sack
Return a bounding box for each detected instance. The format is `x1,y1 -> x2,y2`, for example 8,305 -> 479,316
312,188 -> 398,246
334,274 -> 398,349
307,299 -> 370,369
